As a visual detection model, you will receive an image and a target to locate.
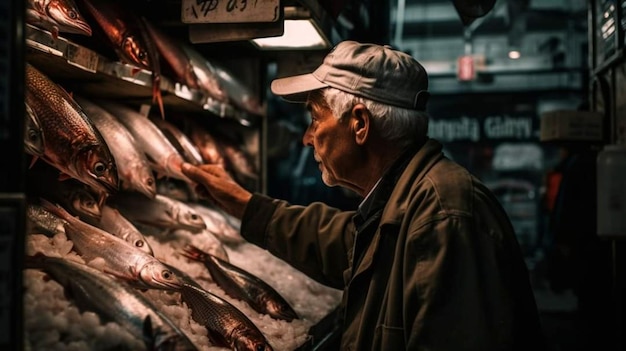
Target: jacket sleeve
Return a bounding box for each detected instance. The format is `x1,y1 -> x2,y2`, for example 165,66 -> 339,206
240,193 -> 356,289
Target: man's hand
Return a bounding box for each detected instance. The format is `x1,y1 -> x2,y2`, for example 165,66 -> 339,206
182,163 -> 253,219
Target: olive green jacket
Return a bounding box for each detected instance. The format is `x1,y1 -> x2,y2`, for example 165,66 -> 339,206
241,139 -> 545,350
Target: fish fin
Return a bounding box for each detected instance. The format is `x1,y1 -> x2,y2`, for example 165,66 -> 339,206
153,75 -> 165,119
28,156 -> 39,169
142,315 -> 159,351
58,173 -> 72,181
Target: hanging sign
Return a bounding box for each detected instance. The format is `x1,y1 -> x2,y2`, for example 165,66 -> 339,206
457,55 -> 475,81
182,0 -> 280,23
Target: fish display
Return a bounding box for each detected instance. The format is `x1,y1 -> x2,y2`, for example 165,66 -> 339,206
75,96 -> 157,199
21,3 -> 329,350
180,283 -> 275,351
25,255 -> 199,351
108,192 -> 207,233
26,0 -> 92,39
25,63 -> 119,195
182,245 -> 299,322
40,199 -> 183,291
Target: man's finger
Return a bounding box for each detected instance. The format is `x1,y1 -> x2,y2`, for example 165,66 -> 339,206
182,163 -> 207,182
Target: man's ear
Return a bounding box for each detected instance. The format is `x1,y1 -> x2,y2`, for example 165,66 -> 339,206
352,104 -> 370,145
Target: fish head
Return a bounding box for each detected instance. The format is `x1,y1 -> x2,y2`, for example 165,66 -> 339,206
74,146 -> 119,193
265,298 -> 299,322
24,102 -> 45,156
70,188 -> 102,221
178,208 -> 207,233
121,35 -> 150,70
46,0 -> 92,36
136,171 -> 157,199
138,261 -> 183,290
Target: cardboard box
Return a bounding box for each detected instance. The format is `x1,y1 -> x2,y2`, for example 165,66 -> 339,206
540,110 -> 604,142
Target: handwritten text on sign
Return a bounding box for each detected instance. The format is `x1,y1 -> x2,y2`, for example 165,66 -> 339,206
181,0 -> 280,23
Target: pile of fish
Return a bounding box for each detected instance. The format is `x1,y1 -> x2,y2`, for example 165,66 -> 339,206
26,0 -> 265,117
23,63 -> 342,351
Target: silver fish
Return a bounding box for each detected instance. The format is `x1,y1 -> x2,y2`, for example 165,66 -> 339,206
180,283 -> 274,351
109,192 -> 206,233
96,205 -> 155,256
212,62 -> 265,116
25,255 -> 198,351
180,45 -> 228,103
75,96 -> 157,199
150,117 -> 204,166
26,0 -> 92,39
39,199 -> 183,290
182,245 -> 299,322
97,100 -> 191,183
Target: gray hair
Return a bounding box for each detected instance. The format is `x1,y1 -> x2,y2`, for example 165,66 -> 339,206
320,87 -> 429,149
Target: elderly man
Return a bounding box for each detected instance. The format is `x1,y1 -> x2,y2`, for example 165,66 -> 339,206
182,40 -> 545,350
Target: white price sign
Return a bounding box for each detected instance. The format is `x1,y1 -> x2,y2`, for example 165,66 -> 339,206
182,0 -> 280,23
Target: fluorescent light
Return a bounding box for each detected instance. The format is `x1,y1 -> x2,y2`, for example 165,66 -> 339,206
508,50 -> 521,59
251,20 -> 330,50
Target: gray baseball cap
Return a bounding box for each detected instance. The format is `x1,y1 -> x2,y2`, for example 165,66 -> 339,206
271,40 -> 430,110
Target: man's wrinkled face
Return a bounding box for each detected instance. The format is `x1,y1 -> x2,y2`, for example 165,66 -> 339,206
302,95 -> 354,187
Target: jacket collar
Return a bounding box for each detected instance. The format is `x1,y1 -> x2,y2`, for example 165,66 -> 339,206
379,138 -> 445,225
354,141 -> 424,229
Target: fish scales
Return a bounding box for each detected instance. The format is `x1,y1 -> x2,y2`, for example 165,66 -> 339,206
180,283 -> 274,351
25,63 -> 119,194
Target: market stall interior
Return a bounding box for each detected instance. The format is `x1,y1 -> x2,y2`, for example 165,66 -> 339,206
1,0 -> 624,350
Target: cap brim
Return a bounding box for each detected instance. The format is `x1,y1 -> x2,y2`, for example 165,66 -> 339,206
270,73 -> 329,103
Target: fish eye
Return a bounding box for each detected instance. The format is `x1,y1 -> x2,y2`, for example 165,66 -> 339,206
256,345 -> 266,351
68,10 -> 77,20
190,214 -> 198,220
93,162 -> 106,175
137,50 -> 147,61
147,178 -> 154,186
162,270 -> 172,279
135,240 -> 144,248
28,129 -> 39,141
